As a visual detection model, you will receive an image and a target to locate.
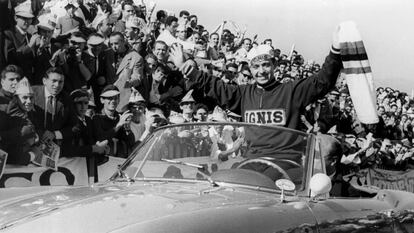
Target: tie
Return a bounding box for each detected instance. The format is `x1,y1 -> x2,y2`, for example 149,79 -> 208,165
45,96 -> 55,128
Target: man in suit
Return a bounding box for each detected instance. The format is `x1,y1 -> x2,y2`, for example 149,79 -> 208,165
32,67 -> 74,147
105,32 -> 144,112
3,3 -> 40,80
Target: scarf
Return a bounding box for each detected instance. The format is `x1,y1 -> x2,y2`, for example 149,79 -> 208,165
338,21 -> 378,124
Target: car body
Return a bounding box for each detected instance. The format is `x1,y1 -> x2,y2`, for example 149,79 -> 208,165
1,122 -> 414,233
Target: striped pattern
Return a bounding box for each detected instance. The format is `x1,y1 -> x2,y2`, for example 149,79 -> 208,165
340,41 -> 371,75
338,21 -> 379,124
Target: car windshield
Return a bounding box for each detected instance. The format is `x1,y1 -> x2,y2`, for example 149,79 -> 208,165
114,122 -> 311,191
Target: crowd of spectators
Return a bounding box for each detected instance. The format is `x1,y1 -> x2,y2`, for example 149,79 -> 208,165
0,0 -> 413,178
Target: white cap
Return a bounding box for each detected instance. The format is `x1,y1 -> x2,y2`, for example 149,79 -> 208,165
180,89 -> 195,103
208,106 -> 228,122
15,77 -> 33,95
87,34 -> 105,45
15,2 -> 34,18
246,44 -> 273,62
37,14 -> 56,31
128,88 -> 145,103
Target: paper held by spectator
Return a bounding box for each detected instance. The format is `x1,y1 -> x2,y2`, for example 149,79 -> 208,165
32,140 -> 61,171
0,149 -> 7,179
338,21 -> 379,124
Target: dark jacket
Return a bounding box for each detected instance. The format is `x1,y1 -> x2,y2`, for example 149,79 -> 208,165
61,116 -> 95,157
188,51 -> 342,130
3,27 -> 35,79
3,97 -> 37,165
92,112 -> 135,158
31,85 -> 74,141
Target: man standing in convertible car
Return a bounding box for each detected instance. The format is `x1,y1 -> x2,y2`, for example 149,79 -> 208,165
169,27 -> 342,179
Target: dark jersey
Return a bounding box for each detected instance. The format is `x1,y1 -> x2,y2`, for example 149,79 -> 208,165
187,51 -> 342,160
188,51 -> 342,130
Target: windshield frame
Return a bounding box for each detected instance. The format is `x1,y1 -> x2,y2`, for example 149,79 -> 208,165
109,122 -> 314,192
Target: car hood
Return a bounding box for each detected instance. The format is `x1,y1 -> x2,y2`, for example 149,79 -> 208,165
0,180 -> 314,233
0,180 -> 402,233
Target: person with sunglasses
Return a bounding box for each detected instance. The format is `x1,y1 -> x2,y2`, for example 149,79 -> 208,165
236,66 -> 253,85
221,63 -> 238,85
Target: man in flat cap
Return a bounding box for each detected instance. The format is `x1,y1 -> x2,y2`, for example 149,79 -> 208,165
50,32 -> 92,94
92,85 -> 135,158
81,33 -> 106,110
3,3 -> 41,80
32,14 -> 56,85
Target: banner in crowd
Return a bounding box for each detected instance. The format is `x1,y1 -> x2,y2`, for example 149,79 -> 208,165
0,157 -> 88,188
344,168 -> 414,193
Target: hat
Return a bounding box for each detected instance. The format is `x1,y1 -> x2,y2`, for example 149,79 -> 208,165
15,77 -> 33,95
226,111 -> 241,119
64,3 -> 76,10
208,106 -> 228,122
87,34 -> 105,45
37,14 -> 56,31
70,89 -> 89,102
246,44 -> 273,63
330,90 -> 340,96
147,108 -> 166,120
70,33 -> 87,43
100,85 -> 120,97
180,90 -> 196,103
15,2 -> 34,18
129,88 -> 145,103
401,138 -> 412,148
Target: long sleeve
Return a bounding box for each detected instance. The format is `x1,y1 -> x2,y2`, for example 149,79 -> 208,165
186,70 -> 243,114
292,51 -> 342,109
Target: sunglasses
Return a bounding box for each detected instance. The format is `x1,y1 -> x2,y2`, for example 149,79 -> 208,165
70,40 -> 83,45
213,67 -> 223,72
102,96 -> 119,101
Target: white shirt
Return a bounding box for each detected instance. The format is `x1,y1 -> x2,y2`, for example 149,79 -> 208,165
156,30 -> 195,51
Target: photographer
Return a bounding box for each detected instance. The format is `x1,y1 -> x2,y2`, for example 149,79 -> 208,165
50,32 -> 92,93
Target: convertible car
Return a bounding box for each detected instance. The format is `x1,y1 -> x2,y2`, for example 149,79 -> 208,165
0,122 -> 413,233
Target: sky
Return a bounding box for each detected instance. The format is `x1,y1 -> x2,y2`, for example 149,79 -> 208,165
148,0 -> 414,93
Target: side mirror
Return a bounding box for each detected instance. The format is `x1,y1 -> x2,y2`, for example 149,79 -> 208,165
309,173 -> 331,198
